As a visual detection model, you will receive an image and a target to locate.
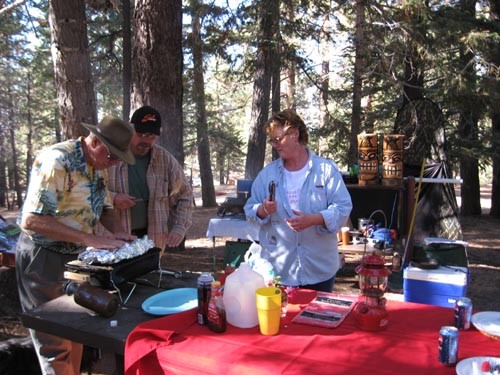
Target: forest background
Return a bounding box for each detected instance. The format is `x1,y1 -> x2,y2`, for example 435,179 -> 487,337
0,0 -> 499,217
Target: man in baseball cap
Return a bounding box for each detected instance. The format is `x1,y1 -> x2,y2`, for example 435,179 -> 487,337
108,106 -> 193,252
130,105 -> 162,136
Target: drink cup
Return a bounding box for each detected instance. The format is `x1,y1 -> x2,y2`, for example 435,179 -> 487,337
341,226 -> 350,246
255,287 -> 282,335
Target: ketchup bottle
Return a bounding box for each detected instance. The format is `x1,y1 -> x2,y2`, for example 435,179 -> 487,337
207,281 -> 226,333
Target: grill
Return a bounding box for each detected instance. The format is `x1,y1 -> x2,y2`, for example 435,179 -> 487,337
64,247 -> 161,290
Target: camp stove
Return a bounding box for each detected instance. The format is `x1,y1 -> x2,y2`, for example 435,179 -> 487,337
64,247 -> 161,303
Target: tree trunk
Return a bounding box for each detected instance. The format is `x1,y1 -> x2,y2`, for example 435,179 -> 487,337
191,0 -> 216,207
491,110 -> 500,217
348,0 -> 366,167
0,113 -> 7,207
48,0 -> 97,139
285,1 -> 295,111
122,0 -> 132,121
245,0 -> 280,179
458,0 -> 481,216
270,2 -> 281,162
132,0 -> 184,165
319,11 -> 330,158
489,0 -> 500,218
8,90 -> 23,208
401,1 -> 425,106
26,72 -> 34,184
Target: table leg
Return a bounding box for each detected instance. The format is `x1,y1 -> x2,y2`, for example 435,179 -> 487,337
212,237 -> 216,271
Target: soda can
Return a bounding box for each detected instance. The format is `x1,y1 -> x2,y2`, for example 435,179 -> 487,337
438,326 -> 459,366
454,297 -> 473,330
197,272 -> 214,325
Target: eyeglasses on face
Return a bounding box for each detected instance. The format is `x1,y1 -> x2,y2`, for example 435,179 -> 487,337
267,134 -> 287,145
103,144 -> 121,161
137,132 -> 158,139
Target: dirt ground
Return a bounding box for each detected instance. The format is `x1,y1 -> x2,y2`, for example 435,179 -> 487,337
1,185 -> 499,345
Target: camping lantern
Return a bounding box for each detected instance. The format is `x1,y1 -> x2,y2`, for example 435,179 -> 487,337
354,253 -> 391,331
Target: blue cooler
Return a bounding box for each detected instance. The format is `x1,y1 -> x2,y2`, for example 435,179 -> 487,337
403,265 -> 468,308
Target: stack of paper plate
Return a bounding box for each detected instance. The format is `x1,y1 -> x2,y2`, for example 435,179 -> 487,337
471,311 -> 500,340
456,356 -> 500,375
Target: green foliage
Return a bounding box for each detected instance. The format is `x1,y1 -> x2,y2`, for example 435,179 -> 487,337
1,0 -> 498,200
86,5 -> 124,117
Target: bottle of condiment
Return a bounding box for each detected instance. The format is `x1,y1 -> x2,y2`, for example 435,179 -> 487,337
207,280 -> 226,333
197,272 -> 214,325
73,282 -> 120,318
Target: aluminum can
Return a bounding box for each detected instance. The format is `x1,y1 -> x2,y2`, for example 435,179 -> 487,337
454,297 -> 472,330
197,272 -> 214,325
438,326 -> 459,366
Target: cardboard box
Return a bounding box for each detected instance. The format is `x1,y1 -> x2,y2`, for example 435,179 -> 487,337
403,265 -> 468,308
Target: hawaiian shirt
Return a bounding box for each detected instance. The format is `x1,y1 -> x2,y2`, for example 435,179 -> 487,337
20,138 -> 112,253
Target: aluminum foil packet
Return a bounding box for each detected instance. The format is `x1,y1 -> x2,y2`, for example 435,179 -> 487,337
78,236 -> 155,265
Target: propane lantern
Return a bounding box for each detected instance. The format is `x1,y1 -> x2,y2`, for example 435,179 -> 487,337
354,253 -> 391,331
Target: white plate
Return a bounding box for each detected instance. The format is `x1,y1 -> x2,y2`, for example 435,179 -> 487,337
456,356 -> 500,375
472,311 -> 500,339
142,288 -> 198,315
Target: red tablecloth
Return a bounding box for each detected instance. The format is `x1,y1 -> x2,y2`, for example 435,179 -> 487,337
125,290 -> 500,374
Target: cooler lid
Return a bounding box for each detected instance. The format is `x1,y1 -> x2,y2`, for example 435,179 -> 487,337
424,237 -> 468,247
403,265 -> 468,286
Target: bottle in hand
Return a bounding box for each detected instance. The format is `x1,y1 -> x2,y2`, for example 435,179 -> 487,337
207,280 -> 226,333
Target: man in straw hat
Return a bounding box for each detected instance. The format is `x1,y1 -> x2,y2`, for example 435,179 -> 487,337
16,115 -> 136,374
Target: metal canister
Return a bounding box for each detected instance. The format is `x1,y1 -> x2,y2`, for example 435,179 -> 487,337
454,297 -> 473,330
197,272 -> 214,325
438,326 -> 459,366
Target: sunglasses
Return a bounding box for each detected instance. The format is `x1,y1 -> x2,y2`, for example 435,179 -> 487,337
137,132 -> 158,139
267,134 -> 288,145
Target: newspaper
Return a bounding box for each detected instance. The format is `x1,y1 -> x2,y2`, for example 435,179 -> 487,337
292,292 -> 358,328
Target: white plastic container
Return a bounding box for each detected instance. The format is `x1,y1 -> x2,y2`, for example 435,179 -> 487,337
223,262 -> 265,328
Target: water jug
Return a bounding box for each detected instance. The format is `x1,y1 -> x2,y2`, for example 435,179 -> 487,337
223,262 -> 265,328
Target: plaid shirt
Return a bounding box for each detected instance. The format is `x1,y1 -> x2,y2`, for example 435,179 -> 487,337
107,144 -> 193,249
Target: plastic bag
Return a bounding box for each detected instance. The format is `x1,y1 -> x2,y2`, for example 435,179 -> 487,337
244,242 -> 275,285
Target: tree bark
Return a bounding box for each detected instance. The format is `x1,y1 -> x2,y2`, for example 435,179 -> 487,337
491,110 -> 500,217
26,72 -> 33,187
245,0 -> 280,179
191,0 -> 216,207
122,0 -> 132,121
285,1 -> 295,112
0,112 -> 7,207
458,0 -> 481,216
319,11 -> 330,158
349,0 -> 366,167
489,0 -> 500,218
48,0 -> 97,139
132,0 -> 184,165
8,89 -> 23,208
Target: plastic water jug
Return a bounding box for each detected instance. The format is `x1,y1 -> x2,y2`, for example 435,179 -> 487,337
223,262 -> 265,328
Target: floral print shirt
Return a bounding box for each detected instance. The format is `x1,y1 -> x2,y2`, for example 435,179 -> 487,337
20,138 -> 112,253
